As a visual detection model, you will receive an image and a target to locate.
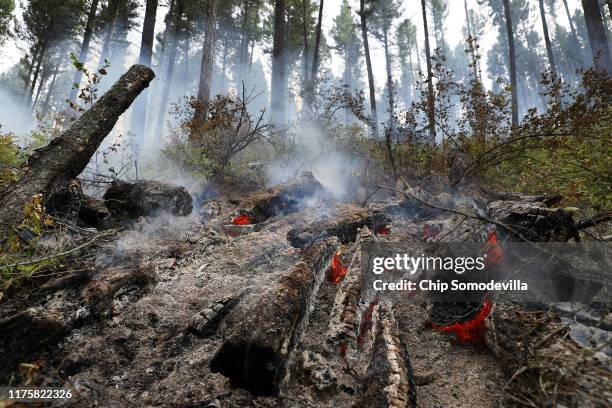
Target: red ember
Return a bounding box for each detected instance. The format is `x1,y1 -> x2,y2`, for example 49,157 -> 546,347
486,230 -> 503,265
357,297 -> 379,343
377,226 -> 391,235
329,250 -> 348,284
431,298 -> 492,344
232,213 -> 253,225
423,224 -> 440,239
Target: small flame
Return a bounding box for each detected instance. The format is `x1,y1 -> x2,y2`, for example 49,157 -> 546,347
431,298 -> 492,344
486,230 -> 503,265
329,250 -> 348,284
377,226 -> 391,235
357,297 -> 379,343
232,213 -> 253,225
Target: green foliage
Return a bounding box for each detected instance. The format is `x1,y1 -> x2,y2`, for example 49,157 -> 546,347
0,127 -> 21,188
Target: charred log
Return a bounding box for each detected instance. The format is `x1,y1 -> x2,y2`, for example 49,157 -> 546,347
0,65 -> 155,230
78,195 -> 112,229
103,180 -> 193,219
287,206 -> 389,248
354,305 -> 417,408
238,171 -> 325,223
210,237 -> 340,396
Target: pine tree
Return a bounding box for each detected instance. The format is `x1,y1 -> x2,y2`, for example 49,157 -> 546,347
581,0 -> 612,73
396,19 -> 418,105
539,0 -> 557,79
502,0 -> 518,126
421,0 -> 436,142
271,0 -> 287,124
0,0 -> 14,47
358,0 -> 378,138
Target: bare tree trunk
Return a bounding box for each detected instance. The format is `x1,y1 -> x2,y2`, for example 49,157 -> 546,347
562,0 -> 589,66
382,30 -> 397,180
192,0 -> 218,131
0,65 -> 155,230
271,0 -> 287,124
310,0 -> 324,81
238,0 -> 250,81
97,1 -> 118,71
502,0 -> 519,127
42,55 -> 64,115
131,0 -> 158,154
301,0 -> 310,87
421,0 -> 436,142
581,0 -> 612,73
21,44 -> 40,101
183,29 -> 190,93
28,44 -> 46,104
156,0 -> 183,137
70,0 -> 99,103
539,0 -> 558,79
359,0 -> 379,138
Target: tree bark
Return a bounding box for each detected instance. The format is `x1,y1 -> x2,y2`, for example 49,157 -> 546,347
130,0 -> 158,154
28,44 -> 45,104
581,0 -> 612,73
502,0 -> 519,127
21,44 -> 40,101
156,0 -> 183,137
539,0 -> 558,79
360,0 -> 379,138
271,0 -> 287,124
310,0 -> 324,81
382,30 -> 397,180
70,0 -> 100,103
0,65 -> 155,230
421,0 -> 436,142
192,0 -> 218,132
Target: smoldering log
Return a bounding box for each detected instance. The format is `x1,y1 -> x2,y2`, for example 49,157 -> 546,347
0,65 -> 155,230
287,206 -> 390,248
210,237 -> 340,396
354,304 -> 417,408
238,171 -> 325,222
326,227 -> 374,353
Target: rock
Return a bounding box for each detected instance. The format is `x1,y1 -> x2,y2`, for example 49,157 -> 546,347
79,195 -> 112,229
103,180 -> 193,219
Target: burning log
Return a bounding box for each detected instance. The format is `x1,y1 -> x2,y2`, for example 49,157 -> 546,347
236,171 -> 325,223
287,205 -> 389,248
210,237 -> 340,396
0,65 -> 155,230
354,304 -> 417,408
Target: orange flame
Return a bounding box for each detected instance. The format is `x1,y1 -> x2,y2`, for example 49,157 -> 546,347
486,230 -> 503,265
232,213 -> 253,225
329,250 -> 348,284
431,298 -> 492,344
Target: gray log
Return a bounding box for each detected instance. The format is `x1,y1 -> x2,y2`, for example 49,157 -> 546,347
0,65 -> 155,230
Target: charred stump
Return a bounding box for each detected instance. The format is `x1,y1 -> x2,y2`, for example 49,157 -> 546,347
0,65 -> 155,230
210,237 -> 340,396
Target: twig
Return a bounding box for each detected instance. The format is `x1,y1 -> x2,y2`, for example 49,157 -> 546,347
0,230 -> 116,271
374,184 -> 532,241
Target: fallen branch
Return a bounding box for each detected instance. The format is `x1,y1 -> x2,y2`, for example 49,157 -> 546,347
0,230 -> 117,272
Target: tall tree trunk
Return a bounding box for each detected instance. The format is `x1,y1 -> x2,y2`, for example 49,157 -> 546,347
192,0 -> 218,131
382,30 -> 397,180
29,44 -> 46,104
156,0 -> 183,136
464,0 -> 479,80
97,0 -> 118,71
70,0 -> 99,102
42,54 -> 65,115
539,0 -> 558,79
502,0 -> 519,127
131,0 -> 158,154
22,44 -> 40,100
32,71 -> 48,111
271,0 -> 287,124
238,0 -> 250,81
359,0 -> 379,138
301,0 -> 310,87
183,29 -> 190,93
562,0 -> 589,66
310,0 -> 323,81
421,0 -> 436,142
581,0 -> 612,73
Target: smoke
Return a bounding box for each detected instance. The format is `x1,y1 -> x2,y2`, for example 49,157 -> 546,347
265,121 -> 362,201
0,88 -> 35,135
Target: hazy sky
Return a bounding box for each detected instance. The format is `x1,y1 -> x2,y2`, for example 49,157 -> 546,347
0,0 -> 583,92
